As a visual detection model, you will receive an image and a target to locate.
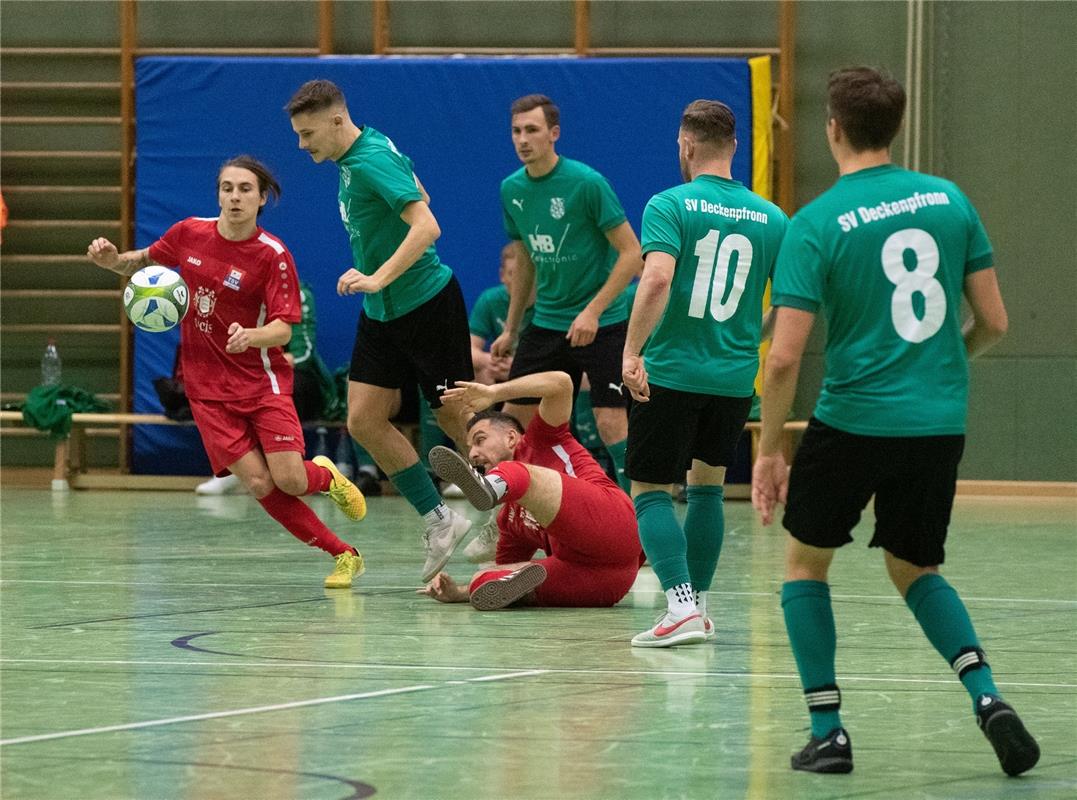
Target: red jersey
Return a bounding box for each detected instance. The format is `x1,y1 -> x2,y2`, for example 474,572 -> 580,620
496,413 -> 620,559
148,218 -> 302,401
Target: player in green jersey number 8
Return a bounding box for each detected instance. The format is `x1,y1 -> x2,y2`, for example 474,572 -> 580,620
882,228 -> 946,343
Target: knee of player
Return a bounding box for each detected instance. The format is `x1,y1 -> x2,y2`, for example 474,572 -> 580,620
244,473 -> 277,499
271,469 -> 308,497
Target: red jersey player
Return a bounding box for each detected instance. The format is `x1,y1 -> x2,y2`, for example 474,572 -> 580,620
86,155 -> 366,589
420,371 -> 643,610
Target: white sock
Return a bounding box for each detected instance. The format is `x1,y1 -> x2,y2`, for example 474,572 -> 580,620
694,590 -> 708,618
423,503 -> 452,527
665,582 -> 697,620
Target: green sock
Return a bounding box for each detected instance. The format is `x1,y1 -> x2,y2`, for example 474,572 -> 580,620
418,393 -> 449,470
782,580 -> 843,738
605,438 -> 630,493
388,461 -> 443,516
634,490 -> 689,591
905,573 -> 999,708
684,485 -> 725,592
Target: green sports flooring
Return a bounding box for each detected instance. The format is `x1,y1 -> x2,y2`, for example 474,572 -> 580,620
1,486 -> 1075,799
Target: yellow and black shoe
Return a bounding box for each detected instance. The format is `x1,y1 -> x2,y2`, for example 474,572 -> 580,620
313,455 -> 367,521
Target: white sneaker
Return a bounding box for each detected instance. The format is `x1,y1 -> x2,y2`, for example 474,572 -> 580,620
440,482 -> 466,499
195,474 -> 243,495
420,508 -> 472,582
463,514 -> 501,563
631,611 -> 707,648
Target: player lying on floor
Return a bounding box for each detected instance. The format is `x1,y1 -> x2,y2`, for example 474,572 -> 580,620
417,371 -> 644,611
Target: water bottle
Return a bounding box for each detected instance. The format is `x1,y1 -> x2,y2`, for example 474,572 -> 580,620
334,427 -> 355,479
314,426 -> 330,458
41,339 -> 62,387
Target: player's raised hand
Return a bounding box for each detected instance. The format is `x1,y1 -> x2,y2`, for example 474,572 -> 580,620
87,237 -> 120,269
751,453 -> 789,526
622,353 -> 650,402
566,307 -> 599,347
225,322 -> 252,354
440,380 -> 496,414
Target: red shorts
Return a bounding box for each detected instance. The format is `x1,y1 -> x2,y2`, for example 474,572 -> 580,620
189,394 -> 305,475
531,475 -> 642,607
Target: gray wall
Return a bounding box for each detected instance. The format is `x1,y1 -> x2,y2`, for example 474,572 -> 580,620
2,0 -> 1074,480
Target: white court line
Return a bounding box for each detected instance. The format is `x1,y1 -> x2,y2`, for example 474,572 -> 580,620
0,684 -> 436,747
2,658 -> 1073,689
0,668 -> 553,748
2,579 -> 1074,605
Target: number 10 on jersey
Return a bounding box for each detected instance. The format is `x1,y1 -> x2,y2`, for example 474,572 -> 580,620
689,229 -> 754,322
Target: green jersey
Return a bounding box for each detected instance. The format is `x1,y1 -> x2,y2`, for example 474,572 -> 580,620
468,284 -> 533,345
640,175 -> 788,396
337,127 -> 451,321
772,164 -> 994,436
500,157 -> 628,331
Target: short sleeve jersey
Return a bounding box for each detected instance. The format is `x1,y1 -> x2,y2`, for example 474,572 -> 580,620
337,127 -> 452,321
148,218 -> 301,401
495,414 -> 618,561
640,175 -> 788,396
772,164 -> 994,436
500,157 -> 628,331
468,284 -> 534,344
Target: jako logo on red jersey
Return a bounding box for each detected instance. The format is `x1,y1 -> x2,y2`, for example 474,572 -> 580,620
224,267 -> 244,291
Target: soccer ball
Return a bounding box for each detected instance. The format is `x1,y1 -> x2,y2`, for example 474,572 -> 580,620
124,266 -> 190,332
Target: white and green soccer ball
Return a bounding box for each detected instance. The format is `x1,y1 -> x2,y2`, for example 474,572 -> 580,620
123,266 -> 190,333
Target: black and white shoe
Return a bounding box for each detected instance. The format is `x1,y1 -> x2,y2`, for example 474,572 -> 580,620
428,446 -> 498,511
790,727 -> 853,774
976,695 -> 1040,776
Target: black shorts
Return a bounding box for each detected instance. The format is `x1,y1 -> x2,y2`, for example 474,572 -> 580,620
349,276 -> 474,409
625,384 -> 752,484
782,417 -> 965,567
507,321 -> 629,408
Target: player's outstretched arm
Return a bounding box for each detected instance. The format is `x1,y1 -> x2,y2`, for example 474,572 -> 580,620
962,268 -> 1008,359
86,238 -> 155,277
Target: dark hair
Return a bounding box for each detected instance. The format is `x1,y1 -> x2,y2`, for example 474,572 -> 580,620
218,155 -> 280,216
510,94 -> 560,128
285,79 -> 346,117
827,66 -> 906,151
466,409 -> 525,434
680,99 -> 736,149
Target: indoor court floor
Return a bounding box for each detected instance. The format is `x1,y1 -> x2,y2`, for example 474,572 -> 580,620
1,485 -> 1074,799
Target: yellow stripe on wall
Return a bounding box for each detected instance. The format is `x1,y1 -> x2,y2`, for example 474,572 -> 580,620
750,55 -> 774,397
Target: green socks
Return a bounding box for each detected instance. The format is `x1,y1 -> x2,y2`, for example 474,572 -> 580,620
389,461 -> 443,517
634,490 -> 689,591
684,485 -> 725,593
605,438 -> 630,493
782,580 -> 843,738
905,573 -> 999,708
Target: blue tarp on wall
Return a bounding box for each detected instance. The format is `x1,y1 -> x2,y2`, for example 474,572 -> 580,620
133,56 -> 753,474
